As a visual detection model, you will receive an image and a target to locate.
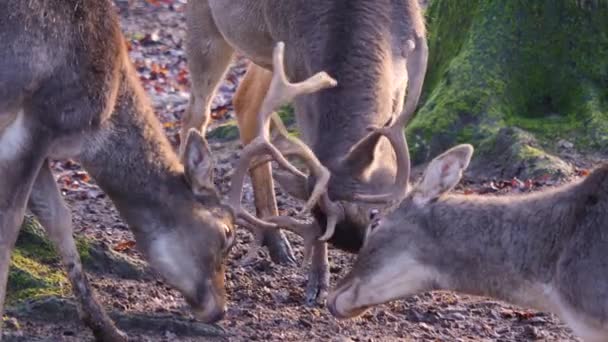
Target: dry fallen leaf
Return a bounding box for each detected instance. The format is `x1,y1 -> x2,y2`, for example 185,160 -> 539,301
113,240 -> 136,252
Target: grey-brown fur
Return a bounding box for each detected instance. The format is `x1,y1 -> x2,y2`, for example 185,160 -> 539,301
328,144 -> 608,342
185,0 -> 427,304
0,1 -> 235,340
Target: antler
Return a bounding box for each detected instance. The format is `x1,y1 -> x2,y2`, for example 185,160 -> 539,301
226,41 -> 337,236
252,112 -> 345,242
266,216 -> 321,266
349,38 -> 425,204
352,106 -> 412,204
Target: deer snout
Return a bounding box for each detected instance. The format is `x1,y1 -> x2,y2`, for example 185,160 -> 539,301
327,278 -> 370,319
192,302 -> 226,324
187,279 -> 227,323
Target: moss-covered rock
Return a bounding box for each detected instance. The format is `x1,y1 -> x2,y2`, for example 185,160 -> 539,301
471,127 -> 573,179
6,217 -> 147,305
408,0 -> 608,172
7,218 -> 68,304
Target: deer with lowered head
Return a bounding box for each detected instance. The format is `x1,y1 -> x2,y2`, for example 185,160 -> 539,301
327,144 -> 608,342
183,0 -> 428,304
0,0 -> 268,339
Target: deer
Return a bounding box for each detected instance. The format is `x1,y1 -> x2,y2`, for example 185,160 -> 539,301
182,0 -> 428,305
327,144 -> 608,342
0,0 -> 248,340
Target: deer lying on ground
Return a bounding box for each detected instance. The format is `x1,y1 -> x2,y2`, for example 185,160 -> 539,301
327,144 -> 608,342
183,0 -> 428,304
0,0 -> 242,340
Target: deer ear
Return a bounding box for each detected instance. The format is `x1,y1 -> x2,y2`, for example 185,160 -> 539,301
182,129 -> 215,194
342,130 -> 384,176
413,144 -> 473,205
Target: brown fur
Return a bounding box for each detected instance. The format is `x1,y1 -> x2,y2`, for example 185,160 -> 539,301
0,0 -> 236,339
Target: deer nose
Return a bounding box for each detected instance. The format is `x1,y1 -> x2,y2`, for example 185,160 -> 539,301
193,303 -> 226,323
326,296 -> 342,318
206,306 -> 226,323
327,288 -> 348,319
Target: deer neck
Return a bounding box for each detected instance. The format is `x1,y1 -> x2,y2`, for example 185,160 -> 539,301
419,193 -> 582,310
78,59 -> 196,236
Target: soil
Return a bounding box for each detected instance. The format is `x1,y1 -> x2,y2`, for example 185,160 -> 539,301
1,1 -> 591,341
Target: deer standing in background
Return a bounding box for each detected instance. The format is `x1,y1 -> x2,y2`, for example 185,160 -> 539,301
0,0 -> 240,340
183,0 -> 428,304
328,144 -> 608,342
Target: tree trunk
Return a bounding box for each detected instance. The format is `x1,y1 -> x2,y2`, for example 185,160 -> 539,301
408,0 -> 608,178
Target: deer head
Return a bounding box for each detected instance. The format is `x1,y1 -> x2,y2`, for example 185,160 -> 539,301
327,144 -> 474,318
225,39 -> 426,261
146,130 -> 236,322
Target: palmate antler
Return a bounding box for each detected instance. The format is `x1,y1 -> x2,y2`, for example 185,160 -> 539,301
226,42 -> 340,261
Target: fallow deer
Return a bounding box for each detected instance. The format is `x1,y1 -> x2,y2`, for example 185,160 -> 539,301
328,144 -> 608,342
1,0 -> 239,340
183,0 -> 428,304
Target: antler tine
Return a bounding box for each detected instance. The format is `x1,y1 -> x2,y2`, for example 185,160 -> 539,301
226,135 -> 305,229
354,110 -> 412,204
226,41 -> 337,235
267,216 -> 321,266
269,121 -> 331,215
317,193 -> 344,241
264,113 -> 343,242
350,38 -> 424,204
233,218 -> 265,265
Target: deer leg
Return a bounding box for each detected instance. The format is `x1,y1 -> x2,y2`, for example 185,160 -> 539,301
304,241 -> 329,306
0,121 -> 49,338
28,161 -> 126,342
234,64 -> 296,265
0,211 -> 26,339
180,0 -> 235,155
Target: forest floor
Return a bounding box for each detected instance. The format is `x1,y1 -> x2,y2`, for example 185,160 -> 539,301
2,1 -> 601,341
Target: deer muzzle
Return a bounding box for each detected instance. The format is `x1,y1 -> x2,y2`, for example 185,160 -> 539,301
327,277 -> 371,319
187,279 -> 227,323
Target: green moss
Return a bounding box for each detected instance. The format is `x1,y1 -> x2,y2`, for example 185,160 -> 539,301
276,105 -> 299,137
518,145 -> 545,160
409,0 -> 608,164
207,120 -> 239,141
6,219 -> 67,304
76,238 -> 92,265
6,217 -> 99,304
14,219 -> 59,264
207,105 -> 299,142
7,250 -> 68,304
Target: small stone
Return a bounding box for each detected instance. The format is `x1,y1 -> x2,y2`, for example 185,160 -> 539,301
271,289 -> 290,303
445,312 -> 466,321
526,316 -> 548,325
557,139 -> 574,150
299,318 -> 313,329
2,317 -> 20,330
418,322 -> 434,332
338,337 -> 354,342
523,325 -> 545,340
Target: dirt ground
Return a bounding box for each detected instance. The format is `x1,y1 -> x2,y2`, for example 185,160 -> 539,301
1,1 -> 593,341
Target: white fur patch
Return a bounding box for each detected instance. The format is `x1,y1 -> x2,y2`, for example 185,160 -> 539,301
0,111 -> 29,161
336,252 -> 443,314
542,285 -> 608,342
151,236 -> 197,295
